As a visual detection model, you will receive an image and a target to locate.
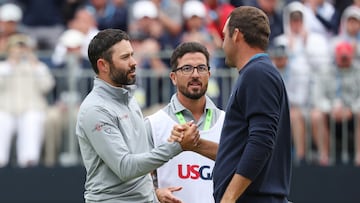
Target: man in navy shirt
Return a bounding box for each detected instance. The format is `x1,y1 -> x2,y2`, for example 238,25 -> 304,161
171,6 -> 292,203
212,6 -> 292,203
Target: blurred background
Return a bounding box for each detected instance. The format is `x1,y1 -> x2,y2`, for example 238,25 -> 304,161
0,0 -> 359,202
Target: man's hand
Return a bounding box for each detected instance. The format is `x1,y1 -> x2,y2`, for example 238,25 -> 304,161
156,187 -> 183,203
169,121 -> 217,160
169,121 -> 200,151
168,124 -> 186,143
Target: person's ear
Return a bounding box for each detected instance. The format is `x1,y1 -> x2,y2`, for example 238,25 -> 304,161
97,58 -> 109,73
170,71 -> 177,86
233,28 -> 242,42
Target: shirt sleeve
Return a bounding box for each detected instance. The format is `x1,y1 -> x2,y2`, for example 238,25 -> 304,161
79,105 -> 182,182
235,65 -> 281,180
144,117 -> 155,147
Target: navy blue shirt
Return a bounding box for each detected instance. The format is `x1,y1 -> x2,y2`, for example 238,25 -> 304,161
213,54 -> 292,203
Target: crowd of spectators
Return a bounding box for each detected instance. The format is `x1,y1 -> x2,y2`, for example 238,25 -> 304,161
0,0 -> 359,168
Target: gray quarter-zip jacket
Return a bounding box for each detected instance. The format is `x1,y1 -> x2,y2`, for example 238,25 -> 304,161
76,77 -> 182,203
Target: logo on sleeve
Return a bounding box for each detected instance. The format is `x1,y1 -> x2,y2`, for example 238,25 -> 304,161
118,114 -> 129,120
91,122 -> 114,134
92,122 -> 106,132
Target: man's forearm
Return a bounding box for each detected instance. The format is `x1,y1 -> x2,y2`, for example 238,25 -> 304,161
192,138 -> 218,160
221,173 -> 252,203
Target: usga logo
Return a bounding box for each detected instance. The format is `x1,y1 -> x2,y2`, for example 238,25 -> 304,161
177,164 -> 213,180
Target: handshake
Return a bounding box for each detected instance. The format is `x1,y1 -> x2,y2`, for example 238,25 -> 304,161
169,121 -> 217,160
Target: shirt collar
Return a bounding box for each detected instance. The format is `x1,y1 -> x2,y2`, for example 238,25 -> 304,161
93,77 -> 136,103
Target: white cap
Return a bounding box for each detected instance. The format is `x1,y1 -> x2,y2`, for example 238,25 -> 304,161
133,0 -> 158,20
0,3 -> 22,22
59,29 -> 85,49
343,6 -> 360,21
183,0 -> 206,19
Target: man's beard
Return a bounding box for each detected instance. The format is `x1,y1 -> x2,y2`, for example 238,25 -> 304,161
179,80 -> 207,100
109,63 -> 136,86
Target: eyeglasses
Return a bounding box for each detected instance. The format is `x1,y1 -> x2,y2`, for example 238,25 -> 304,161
172,64 -> 210,75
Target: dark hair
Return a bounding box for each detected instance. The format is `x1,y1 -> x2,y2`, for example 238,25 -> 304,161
88,29 -> 130,74
290,11 -> 303,21
227,6 -> 270,50
170,42 -> 210,71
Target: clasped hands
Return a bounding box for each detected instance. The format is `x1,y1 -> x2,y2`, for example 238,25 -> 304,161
169,121 -> 200,151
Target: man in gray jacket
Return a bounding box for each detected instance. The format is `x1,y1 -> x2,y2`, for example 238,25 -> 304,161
76,29 -> 198,203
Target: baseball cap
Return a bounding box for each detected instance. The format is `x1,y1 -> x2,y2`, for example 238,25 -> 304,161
343,6 -> 360,21
269,45 -> 288,58
132,0 -> 158,20
59,29 -> 85,49
0,3 -> 22,22
183,0 -> 206,19
269,37 -> 288,57
335,41 -> 354,57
